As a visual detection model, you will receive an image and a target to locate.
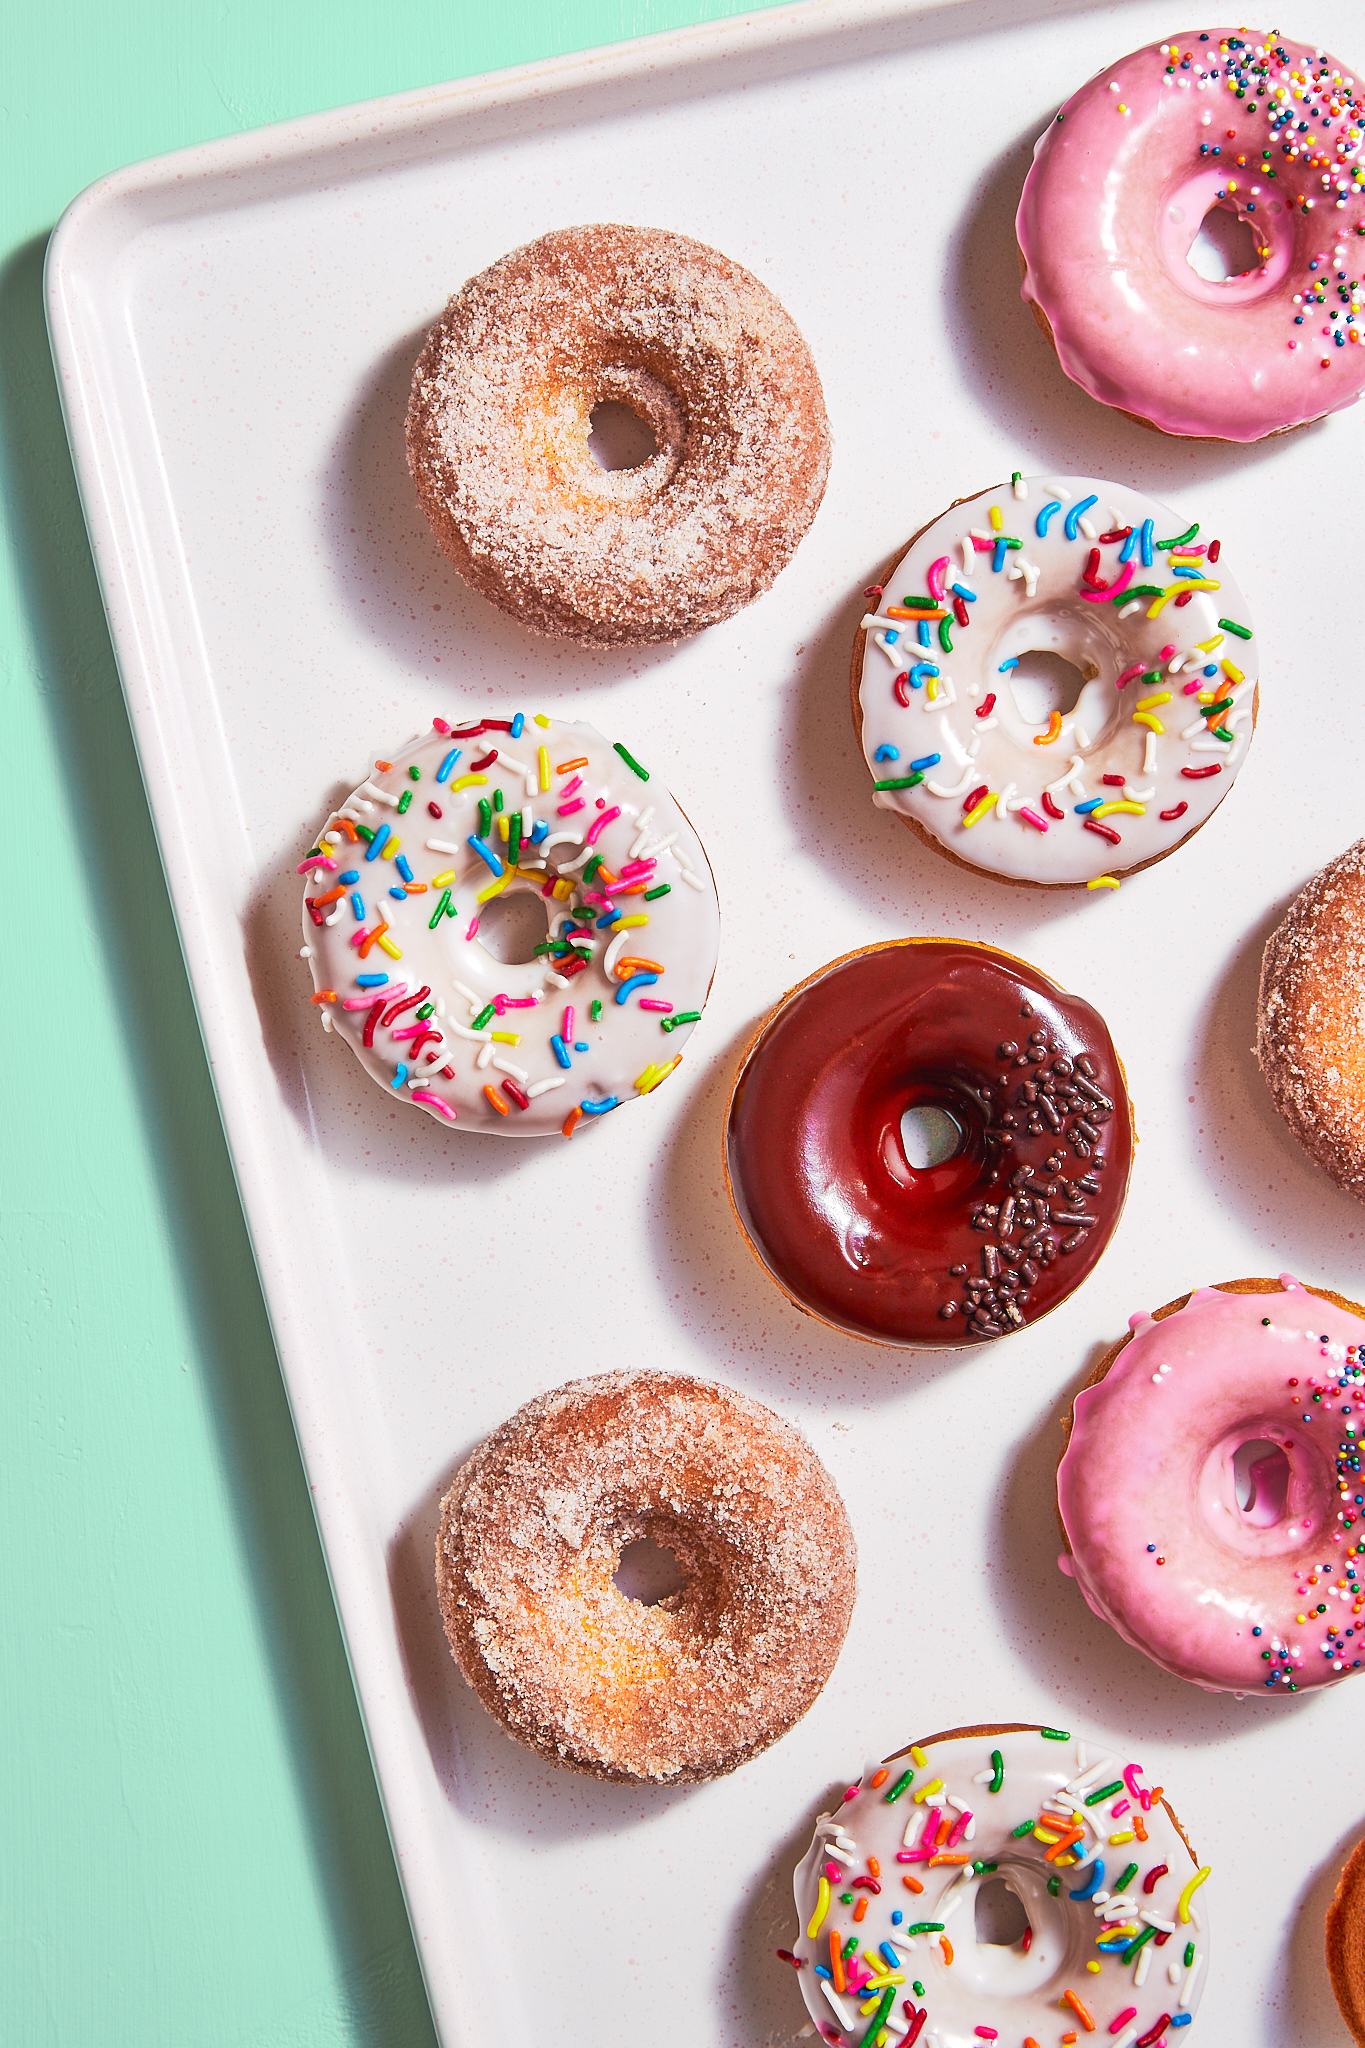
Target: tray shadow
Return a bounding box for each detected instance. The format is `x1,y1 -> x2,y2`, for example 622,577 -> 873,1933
1280,1820 -> 1359,2045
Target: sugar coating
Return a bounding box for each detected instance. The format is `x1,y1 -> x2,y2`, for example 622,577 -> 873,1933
405,224 -> 831,647
435,1369 -> 855,1782
1258,838 -> 1365,1199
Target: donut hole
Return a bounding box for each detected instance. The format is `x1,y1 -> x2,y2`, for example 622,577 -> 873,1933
1007,650 -> 1091,726
612,1536 -> 689,1607
900,1102 -> 966,1170
475,888 -> 550,965
1187,203 -> 1262,282
587,400 -> 660,473
973,1877 -> 1030,1947
1233,1438 -> 1292,1526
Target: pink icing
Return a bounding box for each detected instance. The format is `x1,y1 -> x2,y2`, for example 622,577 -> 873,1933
1017,29 -> 1365,440
1058,1278 -> 1365,1693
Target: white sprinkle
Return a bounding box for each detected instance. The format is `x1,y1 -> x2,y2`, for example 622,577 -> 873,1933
426,838 -> 462,854
339,799 -> 374,817
1013,476 -> 1029,499
559,844 -> 597,873
359,780 -> 400,807
1140,1912 -> 1176,1933
1168,1961 -> 1183,1986
1075,725 -> 1092,749
1065,1756 -> 1119,1795
679,868 -> 705,890
324,906 -> 343,926
926,768 -> 977,799
446,1021 -> 492,1043
1046,754 -> 1088,799
525,1077 -> 566,1098
451,979 -> 480,1006
820,1983 -> 855,2030
821,1841 -> 856,1865
960,537 -> 974,571
637,833 -> 678,862
1078,517 -> 1098,541
541,830 -> 584,851
1143,731 -> 1159,776
496,750 -> 530,776
476,1041 -> 495,1069
1118,600 -> 1143,619
298,945 -> 312,958
491,1054 -> 529,1082
1133,1944 -> 1152,1990
320,1010 -> 333,1032
1043,481 -> 1073,501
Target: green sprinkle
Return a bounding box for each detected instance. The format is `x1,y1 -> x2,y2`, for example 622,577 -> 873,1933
1218,616 -> 1253,639
590,1000 -> 602,1022
902,1923 -> 945,1937
1011,1819 -> 1036,1837
397,789 -> 412,814
988,1750 -> 1004,1794
1141,670 -> 1163,687
1083,1780 -> 1124,1806
1122,1924 -> 1159,1962
415,1003 -> 435,1021
1202,697 -> 1234,719
1047,1876 -> 1061,1896
471,1002 -> 495,1031
1212,726 -> 1234,743
1154,521 -> 1199,550
1115,1863 -> 1139,1895
842,1937 -> 859,1957
873,773 -> 925,791
477,799 -> 491,838
840,1894 -> 853,1906
1184,1942 -> 1195,1968
912,1982 -> 925,1999
492,787 -> 503,814
661,1010 -> 701,1033
582,855 -> 603,886
901,594 -> 936,608
858,1989 -> 895,2048
938,617 -> 954,654
407,764 -> 421,780
1002,535 -> 1023,549
1040,1728 -> 1071,1741
355,823 -> 376,843
428,888 -> 454,930
643,883 -> 671,900
1010,471 -> 1022,486
1115,586 -> 1163,602
613,741 -> 650,781
884,1769 -> 915,1803
508,818 -> 522,868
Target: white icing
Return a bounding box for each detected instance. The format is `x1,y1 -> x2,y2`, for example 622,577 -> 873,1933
791,1730 -> 1208,2047
859,477 -> 1257,883
301,714 -> 719,1137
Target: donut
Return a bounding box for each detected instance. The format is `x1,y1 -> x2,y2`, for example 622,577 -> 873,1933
1258,839 -> 1365,1199
852,475 -> 1257,889
1057,1275 -> 1365,1695
1328,1834 -> 1365,2044
434,1369 -> 856,1783
1017,31 -> 1365,441
405,224 -> 831,647
785,1724 -> 1209,2048
724,940 -> 1134,1347
299,710 -> 719,1137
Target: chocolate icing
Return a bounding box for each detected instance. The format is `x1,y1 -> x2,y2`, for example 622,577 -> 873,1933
724,940 -> 1133,1346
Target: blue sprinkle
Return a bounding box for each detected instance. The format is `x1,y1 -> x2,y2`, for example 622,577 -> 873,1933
594,912 -> 616,929
1203,663 -> 1219,676
890,1912 -> 903,1928
391,1064 -> 408,1089
388,886 -> 407,901
615,971 -> 660,1005
1172,565 -> 1203,579
1169,2017 -> 1192,2029
882,627 -> 899,645
991,538 -> 1008,572
1140,517 -> 1155,567
1075,797 -> 1104,815
1069,1860 -> 1104,1901
467,835 -> 504,877
917,620 -> 933,648
1119,529 -> 1138,563
574,1040 -> 589,1053
951,581 -> 977,602
874,745 -> 900,762
510,712 -> 524,738
339,869 -> 360,884
364,822 -> 391,862
879,1944 -> 900,1970
1096,1938 -> 1130,1952
997,657 -> 1019,671
909,663 -> 940,689
356,973 -> 389,987
814,1966 -> 832,1982
396,854 -> 414,882
435,748 -> 461,783
1064,494 -> 1098,540
530,819 -> 549,843
1036,500 -> 1062,536
350,893 -> 366,919
909,753 -> 941,772
580,1096 -> 620,1116
550,1035 -> 572,1069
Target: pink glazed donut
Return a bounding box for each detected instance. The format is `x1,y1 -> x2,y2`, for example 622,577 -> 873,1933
1018,29 -> 1365,441
1058,1276 -> 1365,1694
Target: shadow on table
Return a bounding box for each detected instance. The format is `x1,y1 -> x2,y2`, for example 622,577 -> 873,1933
0,231 -> 435,2048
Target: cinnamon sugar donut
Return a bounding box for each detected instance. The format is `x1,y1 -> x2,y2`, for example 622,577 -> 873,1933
435,1370 -> 855,1783
405,225 -> 831,647
1258,840 -> 1365,1199
1328,1834 -> 1365,2044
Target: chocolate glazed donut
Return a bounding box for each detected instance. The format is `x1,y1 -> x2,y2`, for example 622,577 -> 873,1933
724,940 -> 1134,1347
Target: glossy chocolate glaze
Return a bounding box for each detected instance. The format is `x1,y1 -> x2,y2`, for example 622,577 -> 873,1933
724,941 -> 1133,1347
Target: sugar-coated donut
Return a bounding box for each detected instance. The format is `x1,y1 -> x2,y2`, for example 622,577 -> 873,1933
1058,1276 -> 1365,1695
406,224 -> 831,647
786,1725 -> 1209,2048
435,1370 -> 855,1783
1017,30 -> 1365,441
299,710 -> 719,1137
1258,839 -> 1365,1199
853,475 -> 1257,888
1328,1834 -> 1365,2044
724,940 -> 1134,1347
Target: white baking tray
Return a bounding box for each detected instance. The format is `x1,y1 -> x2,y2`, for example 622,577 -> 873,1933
45,2 -> 1365,2041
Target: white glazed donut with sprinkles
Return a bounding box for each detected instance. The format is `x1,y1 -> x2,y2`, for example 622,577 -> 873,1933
852,475 -> 1257,889
299,712 -> 719,1137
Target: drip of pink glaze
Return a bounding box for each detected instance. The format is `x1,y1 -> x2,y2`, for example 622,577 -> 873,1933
1058,1552 -> 1076,1577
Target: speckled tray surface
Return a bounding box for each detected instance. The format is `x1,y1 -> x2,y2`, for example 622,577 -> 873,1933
45,0 -> 1365,2041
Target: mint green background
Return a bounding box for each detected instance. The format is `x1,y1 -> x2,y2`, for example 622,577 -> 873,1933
1,6 -> 782,2041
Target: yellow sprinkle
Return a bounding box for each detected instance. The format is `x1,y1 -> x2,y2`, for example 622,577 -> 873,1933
1034,1827 -> 1064,1845
926,676 -> 939,701
477,870 -> 514,904
384,838 -> 401,859
533,713 -> 550,727
1148,578 -> 1218,617
1092,800 -> 1145,819
1086,1960 -> 1102,1974
1132,712 -> 1164,733
1222,659 -> 1244,684
989,504 -> 1004,531
634,1057 -> 681,1095
1056,1854 -> 1079,1867
911,1777 -> 945,1804
448,773 -> 489,795
909,1747 -> 928,1768
552,878 -> 574,901
962,793 -> 998,827
1177,1867 -> 1211,1924
376,934 -> 403,959
516,864 -> 546,881
611,914 -> 650,930
498,814 -> 510,840
1195,633 -> 1224,652
490,1032 -> 520,1045
538,745 -> 551,792
1097,1925 -> 1138,1944
807,1875 -> 831,1939
1135,690 -> 1171,710
430,869 -> 455,888
1087,876 -> 1120,891
1117,102 -> 1129,113
1108,1830 -> 1136,1846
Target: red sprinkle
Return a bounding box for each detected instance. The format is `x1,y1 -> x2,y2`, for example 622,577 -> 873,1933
850,1876 -> 882,1893
1173,588 -> 1195,607
1208,538 -> 1222,562
1021,1926 -> 1033,1953
864,583 -> 884,599
381,985 -> 429,1027
1098,526 -> 1132,543
1081,547 -> 1104,588
1041,791 -> 1065,820
470,749 -> 499,772
1143,1863 -> 1169,1895
1181,763 -> 1222,779
775,1949 -> 804,1969
953,594 -> 970,627
1159,801 -> 1189,821
427,801 -> 443,818
361,1000 -> 385,1048
976,693 -> 997,718
895,672 -> 911,707
1136,2020 -> 1172,2048
905,2010 -> 928,2046
963,784 -> 989,813
1101,773 -> 1126,786
1084,818 -> 1122,844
